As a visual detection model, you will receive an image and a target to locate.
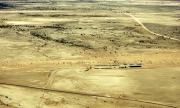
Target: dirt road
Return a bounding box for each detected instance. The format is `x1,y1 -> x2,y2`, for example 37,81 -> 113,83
124,13 -> 180,41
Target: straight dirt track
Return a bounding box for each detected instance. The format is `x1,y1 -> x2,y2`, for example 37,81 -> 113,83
0,82 -> 177,108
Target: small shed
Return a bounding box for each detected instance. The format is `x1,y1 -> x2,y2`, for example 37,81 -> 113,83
119,65 -> 127,68
129,64 -> 142,68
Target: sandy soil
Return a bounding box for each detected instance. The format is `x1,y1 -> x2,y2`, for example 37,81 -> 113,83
0,0 -> 180,108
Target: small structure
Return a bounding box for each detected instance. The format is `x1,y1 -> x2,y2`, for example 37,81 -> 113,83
94,64 -> 112,69
94,64 -> 109,66
119,65 -> 127,68
129,64 -> 142,68
100,68 -> 112,69
85,68 -> 89,71
94,68 -> 101,69
93,63 -> 142,69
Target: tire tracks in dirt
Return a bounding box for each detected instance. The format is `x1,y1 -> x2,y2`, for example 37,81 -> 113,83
37,69 -> 59,108
0,82 -> 177,108
70,69 -> 92,91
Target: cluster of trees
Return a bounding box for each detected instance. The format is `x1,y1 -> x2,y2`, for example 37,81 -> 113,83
30,31 -> 53,41
30,30 -> 92,49
0,25 -> 12,28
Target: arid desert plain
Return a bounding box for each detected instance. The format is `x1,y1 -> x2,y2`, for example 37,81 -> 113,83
0,0 -> 180,108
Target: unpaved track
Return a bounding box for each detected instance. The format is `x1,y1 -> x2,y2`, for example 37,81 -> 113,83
37,69 -> 59,108
0,83 -> 177,108
124,13 -> 180,42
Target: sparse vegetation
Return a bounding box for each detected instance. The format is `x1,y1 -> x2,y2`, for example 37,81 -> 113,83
0,1 -> 180,108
